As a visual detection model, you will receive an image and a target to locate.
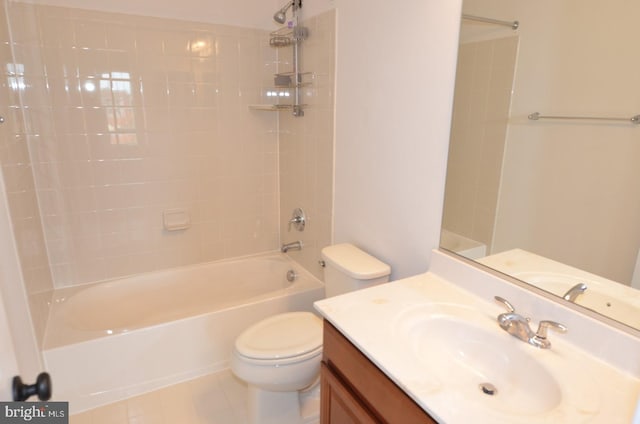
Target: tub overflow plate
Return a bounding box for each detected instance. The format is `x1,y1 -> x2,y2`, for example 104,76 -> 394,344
286,269 -> 298,282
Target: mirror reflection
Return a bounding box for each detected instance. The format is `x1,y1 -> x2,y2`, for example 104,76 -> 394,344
442,0 -> 640,329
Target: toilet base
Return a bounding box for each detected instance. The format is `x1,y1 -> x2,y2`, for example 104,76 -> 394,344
247,383 -> 320,424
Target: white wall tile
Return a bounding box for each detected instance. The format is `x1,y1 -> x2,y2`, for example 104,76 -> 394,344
7,5 -> 280,287
279,11 -> 335,280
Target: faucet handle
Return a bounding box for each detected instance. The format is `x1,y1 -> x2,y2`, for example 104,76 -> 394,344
535,320 -> 567,339
287,208 -> 306,232
531,320 -> 567,349
494,296 -> 516,313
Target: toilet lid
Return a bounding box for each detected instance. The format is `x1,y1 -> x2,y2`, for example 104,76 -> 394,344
235,312 -> 323,360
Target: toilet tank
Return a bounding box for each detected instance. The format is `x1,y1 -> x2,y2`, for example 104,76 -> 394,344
321,243 -> 391,297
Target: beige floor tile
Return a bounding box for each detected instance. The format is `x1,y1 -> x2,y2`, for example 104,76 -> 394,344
90,401 -> 128,424
126,390 -> 165,422
191,374 -> 233,410
69,370 -> 252,424
230,408 -> 249,424
217,371 -> 248,411
158,383 -> 199,423
128,414 -> 165,424
69,411 -> 92,424
195,408 -> 240,424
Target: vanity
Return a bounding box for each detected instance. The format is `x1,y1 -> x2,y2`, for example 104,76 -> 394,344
320,320 -> 436,423
315,250 -> 640,423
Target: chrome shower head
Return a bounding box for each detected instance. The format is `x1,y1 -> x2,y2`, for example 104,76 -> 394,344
273,1 -> 300,25
273,8 -> 288,24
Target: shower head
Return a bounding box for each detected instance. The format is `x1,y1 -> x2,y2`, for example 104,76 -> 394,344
273,9 -> 288,24
273,1 -> 292,24
273,1 -> 301,25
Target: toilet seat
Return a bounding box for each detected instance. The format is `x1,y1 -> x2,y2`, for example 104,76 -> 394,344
234,312 -> 322,365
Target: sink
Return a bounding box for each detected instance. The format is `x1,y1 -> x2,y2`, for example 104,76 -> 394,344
395,305 -> 561,414
316,272 -> 640,423
515,272 -> 640,328
478,249 -> 640,329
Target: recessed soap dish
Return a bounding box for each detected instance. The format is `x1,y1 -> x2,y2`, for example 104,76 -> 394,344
163,209 -> 190,231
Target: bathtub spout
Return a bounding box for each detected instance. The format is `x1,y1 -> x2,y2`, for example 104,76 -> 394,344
281,241 -> 302,253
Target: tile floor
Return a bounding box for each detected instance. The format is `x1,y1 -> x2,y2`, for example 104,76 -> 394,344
69,370 -> 249,424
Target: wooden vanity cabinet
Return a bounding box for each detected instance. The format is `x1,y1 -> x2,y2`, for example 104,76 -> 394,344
320,320 -> 438,424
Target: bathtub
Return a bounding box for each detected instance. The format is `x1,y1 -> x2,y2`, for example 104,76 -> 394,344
42,252 -> 325,413
440,229 -> 487,259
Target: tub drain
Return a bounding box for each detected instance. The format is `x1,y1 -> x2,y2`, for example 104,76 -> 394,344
479,383 -> 497,396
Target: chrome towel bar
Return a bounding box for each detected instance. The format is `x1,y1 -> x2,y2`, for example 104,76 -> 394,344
462,14 -> 519,30
528,112 -> 640,125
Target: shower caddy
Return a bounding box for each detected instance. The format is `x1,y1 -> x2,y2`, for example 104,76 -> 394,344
250,1 -> 309,117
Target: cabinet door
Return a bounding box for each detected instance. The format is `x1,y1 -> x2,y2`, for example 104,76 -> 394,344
322,321 -> 437,424
320,363 -> 378,424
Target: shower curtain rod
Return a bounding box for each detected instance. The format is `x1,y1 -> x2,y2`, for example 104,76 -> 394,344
462,14 -> 519,30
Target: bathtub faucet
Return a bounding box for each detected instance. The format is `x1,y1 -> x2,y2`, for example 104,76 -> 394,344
281,241 -> 303,253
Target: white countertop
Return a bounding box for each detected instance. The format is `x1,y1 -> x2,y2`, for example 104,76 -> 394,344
314,272 -> 640,424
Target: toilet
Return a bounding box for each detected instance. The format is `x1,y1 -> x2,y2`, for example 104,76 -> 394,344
231,243 -> 391,424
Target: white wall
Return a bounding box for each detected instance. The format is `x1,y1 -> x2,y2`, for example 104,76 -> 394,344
333,0 -> 462,279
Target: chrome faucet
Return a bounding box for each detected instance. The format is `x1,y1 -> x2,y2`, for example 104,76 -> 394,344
494,296 -> 567,349
562,283 -> 587,302
281,240 -> 302,253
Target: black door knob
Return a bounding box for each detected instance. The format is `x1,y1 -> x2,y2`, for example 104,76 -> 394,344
12,372 -> 52,401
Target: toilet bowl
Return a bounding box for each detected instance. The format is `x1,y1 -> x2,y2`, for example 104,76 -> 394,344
231,243 -> 391,424
231,312 -> 323,424
232,312 -> 323,391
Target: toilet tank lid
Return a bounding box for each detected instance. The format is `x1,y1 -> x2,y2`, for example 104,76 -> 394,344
321,243 -> 391,279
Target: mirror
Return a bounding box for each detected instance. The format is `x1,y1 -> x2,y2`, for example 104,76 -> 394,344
442,0 -> 640,330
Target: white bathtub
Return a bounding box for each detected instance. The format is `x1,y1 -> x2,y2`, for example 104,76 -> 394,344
440,229 -> 487,259
42,252 -> 325,413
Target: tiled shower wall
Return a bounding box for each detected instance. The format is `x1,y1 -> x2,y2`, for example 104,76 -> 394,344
442,36 -> 518,253
7,3 -> 279,288
279,11 -> 335,280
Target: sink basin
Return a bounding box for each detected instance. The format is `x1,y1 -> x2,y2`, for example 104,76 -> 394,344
395,305 -> 561,414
